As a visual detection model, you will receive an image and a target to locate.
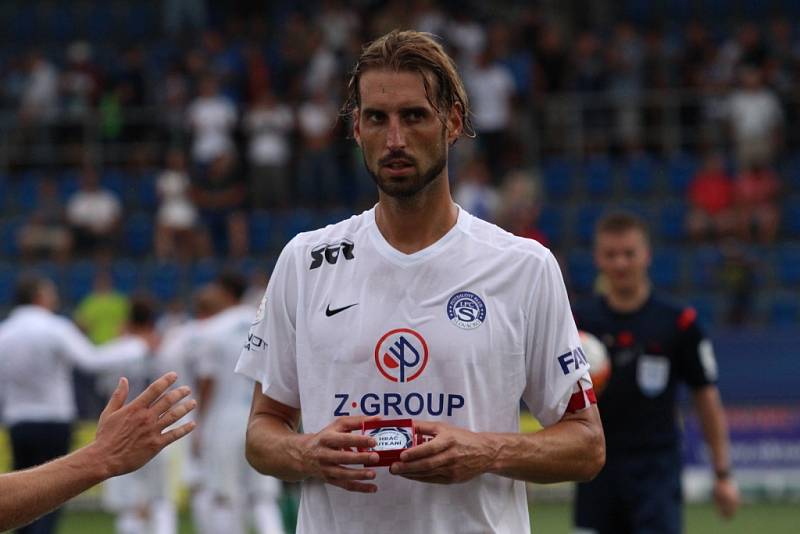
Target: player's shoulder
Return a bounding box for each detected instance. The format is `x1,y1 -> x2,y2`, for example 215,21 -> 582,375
462,211 -> 553,265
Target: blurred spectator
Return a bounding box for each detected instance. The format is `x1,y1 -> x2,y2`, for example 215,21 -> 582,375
192,152 -> 248,257
727,66 -> 783,169
732,164 -> 781,243
18,178 -> 73,262
304,29 -> 339,97
411,0 -> 446,36
159,62 -> 191,146
19,51 -> 59,125
60,41 -> 102,155
186,76 -> 237,166
495,169 -> 548,246
155,148 -> 199,260
607,21 -> 644,152
686,153 -> 736,242
244,89 -> 294,210
571,31 -> 608,150
464,46 -> 516,182
297,89 -> 338,206
453,157 -> 499,222
164,0 -> 208,38
66,166 -> 122,257
318,0 -> 360,52
74,272 -> 130,345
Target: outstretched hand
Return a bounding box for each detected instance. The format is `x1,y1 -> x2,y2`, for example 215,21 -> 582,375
389,420 -> 497,484
93,372 -> 196,478
301,416 -> 381,493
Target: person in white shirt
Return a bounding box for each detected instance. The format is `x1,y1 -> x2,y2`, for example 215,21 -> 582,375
0,275 -> 153,534
727,66 -> 783,169
186,76 -> 237,166
66,165 -> 122,256
0,372 -> 195,533
195,274 -> 284,534
236,30 -> 604,534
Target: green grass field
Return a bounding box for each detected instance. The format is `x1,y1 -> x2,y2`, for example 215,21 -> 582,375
54,501 -> 799,534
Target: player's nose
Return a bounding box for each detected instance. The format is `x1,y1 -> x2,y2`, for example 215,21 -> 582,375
385,116 -> 406,150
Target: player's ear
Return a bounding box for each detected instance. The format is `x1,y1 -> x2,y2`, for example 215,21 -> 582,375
446,102 -> 463,145
353,109 -> 362,147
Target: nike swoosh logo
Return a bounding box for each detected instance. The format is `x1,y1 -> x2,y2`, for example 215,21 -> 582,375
325,303 -> 358,317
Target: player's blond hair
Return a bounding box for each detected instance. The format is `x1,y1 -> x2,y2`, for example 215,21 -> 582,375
342,29 -> 474,138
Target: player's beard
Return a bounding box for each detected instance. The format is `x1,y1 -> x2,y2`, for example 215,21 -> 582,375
363,135 -> 447,200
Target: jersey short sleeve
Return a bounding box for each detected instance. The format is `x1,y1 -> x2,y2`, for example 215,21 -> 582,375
674,307 -> 717,389
521,251 -> 588,426
235,240 -> 301,408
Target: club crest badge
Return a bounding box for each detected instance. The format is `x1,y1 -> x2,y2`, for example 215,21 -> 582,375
447,291 -> 486,330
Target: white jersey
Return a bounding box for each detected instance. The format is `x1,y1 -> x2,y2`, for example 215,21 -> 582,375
236,207 -> 589,534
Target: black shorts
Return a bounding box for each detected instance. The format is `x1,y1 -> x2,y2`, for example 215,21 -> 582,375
574,448 -> 683,534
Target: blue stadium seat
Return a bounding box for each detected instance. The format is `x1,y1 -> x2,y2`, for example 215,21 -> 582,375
190,258 -> 220,288
542,158 -> 574,200
317,207 -> 351,228
124,213 -> 153,257
775,246 -> 800,287
279,209 -> 316,244
624,154 -> 656,196
689,246 -> 722,290
0,217 -> 24,257
0,263 -> 15,304
136,172 -> 158,209
650,248 -> 682,290
43,4 -> 74,42
782,197 -> 800,238
538,206 -> 564,247
58,169 -> 80,202
86,4 -> 114,40
567,250 -> 596,294
687,293 -> 720,328
64,261 -> 97,303
102,169 -> 128,199
249,211 -> 275,252
145,262 -> 181,301
658,201 -> 688,242
769,293 -> 799,326
16,172 -> 41,211
583,156 -> 614,197
576,204 -> 604,244
666,153 -> 697,195
111,260 -> 140,293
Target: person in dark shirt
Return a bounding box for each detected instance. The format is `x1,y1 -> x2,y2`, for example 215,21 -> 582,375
573,212 -> 739,534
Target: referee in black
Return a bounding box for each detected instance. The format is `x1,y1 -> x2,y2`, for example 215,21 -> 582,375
572,212 -> 740,534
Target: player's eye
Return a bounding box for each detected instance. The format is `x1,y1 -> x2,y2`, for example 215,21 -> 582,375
404,109 -> 426,122
364,111 -> 386,124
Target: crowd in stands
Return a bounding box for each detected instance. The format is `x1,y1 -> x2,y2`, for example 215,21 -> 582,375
0,0 -> 799,326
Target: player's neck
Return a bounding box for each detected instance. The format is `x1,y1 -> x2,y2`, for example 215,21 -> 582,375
605,281 -> 651,313
375,177 -> 458,255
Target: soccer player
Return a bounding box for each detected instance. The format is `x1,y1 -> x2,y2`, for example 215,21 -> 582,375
236,30 -> 604,533
572,212 -> 740,534
196,273 -> 284,534
0,275 -> 155,534
0,372 -> 196,532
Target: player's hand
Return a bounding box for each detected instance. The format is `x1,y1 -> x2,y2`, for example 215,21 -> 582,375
389,420 -> 496,484
92,372 -> 196,477
300,416 -> 381,493
713,477 -> 740,519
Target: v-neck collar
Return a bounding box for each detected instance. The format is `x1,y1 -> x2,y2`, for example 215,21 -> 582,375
366,204 -> 471,267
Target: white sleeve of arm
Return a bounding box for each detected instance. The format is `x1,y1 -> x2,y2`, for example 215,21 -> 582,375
58,320 -> 147,372
235,240 -> 300,408
521,251 -> 589,427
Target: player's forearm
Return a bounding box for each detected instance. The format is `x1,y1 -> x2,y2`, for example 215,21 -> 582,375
0,443 -> 108,531
488,410 -> 605,483
245,413 -> 312,482
693,386 -> 732,474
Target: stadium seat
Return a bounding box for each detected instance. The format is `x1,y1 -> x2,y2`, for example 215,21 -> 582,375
769,293 -> 800,326
102,168 -> 128,199
542,158 -> 574,200
658,201 -> 688,242
111,259 -> 140,293
538,206 -> 564,247
144,261 -> 182,301
624,154 -> 656,196
782,197 -> 800,238
190,258 -> 220,288
650,248 -> 682,290
689,246 -> 722,290
58,169 -> 81,202
16,172 -> 41,211
136,172 -> 158,209
666,153 -> 697,195
775,245 -> 800,287
279,209 -> 316,244
686,293 -> 720,328
567,250 -> 596,294
64,261 -> 97,303
0,217 -> 24,257
124,213 -> 154,257
583,156 -> 614,197
0,263 -> 15,303
249,211 -> 275,252
576,204 -> 604,244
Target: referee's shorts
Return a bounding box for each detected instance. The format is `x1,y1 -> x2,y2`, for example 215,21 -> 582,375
574,447 -> 682,534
